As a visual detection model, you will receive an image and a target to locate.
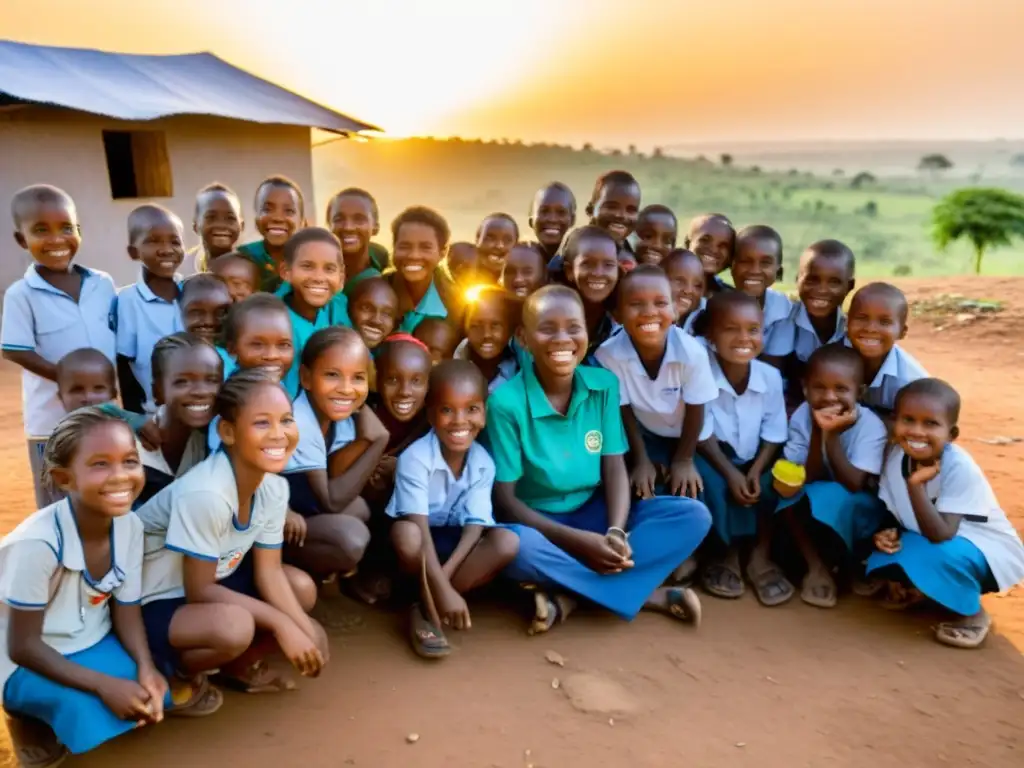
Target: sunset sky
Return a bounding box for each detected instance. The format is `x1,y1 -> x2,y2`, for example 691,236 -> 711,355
2,0 -> 1022,147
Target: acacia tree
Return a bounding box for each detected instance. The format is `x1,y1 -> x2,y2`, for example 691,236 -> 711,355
931,188 -> 1024,274
919,153 -> 954,173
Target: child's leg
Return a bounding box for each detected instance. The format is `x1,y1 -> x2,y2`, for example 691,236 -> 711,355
746,498 -> 795,607
282,564 -> 318,612
781,502 -> 836,608
692,455 -> 746,599
389,520 -> 450,658
168,603 -> 257,675
286,512 -> 370,580
449,527 -> 520,593
390,519 -> 425,574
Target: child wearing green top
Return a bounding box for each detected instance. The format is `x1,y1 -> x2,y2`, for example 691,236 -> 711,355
326,187 -> 390,295
487,285 -> 712,634
237,176 -> 305,293
388,206 -> 462,333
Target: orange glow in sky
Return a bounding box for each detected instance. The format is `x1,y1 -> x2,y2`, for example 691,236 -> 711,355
2,0 -> 1023,145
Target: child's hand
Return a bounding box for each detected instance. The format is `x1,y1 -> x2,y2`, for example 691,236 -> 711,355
744,468 -> 762,501
873,527 -> 901,554
138,418 -> 162,452
605,528 -> 633,561
668,459 -> 703,499
630,459 -> 657,499
437,587 -> 472,630
369,455 -> 398,490
97,677 -> 156,724
726,469 -> 758,506
570,531 -> 633,574
813,404 -> 858,434
274,619 -> 326,677
355,407 -> 389,444
136,664 -> 167,723
908,460 -> 941,487
284,509 -> 307,547
307,617 -> 331,665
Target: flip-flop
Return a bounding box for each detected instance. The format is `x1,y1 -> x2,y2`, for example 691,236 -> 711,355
665,586 -> 702,628
5,715 -> 67,768
881,584 -> 926,611
747,566 -> 795,607
167,675 -> 224,718
528,591 -> 575,636
800,575 -> 837,609
213,660 -> 296,694
700,562 -> 745,599
410,603 -> 451,659
935,613 -> 992,649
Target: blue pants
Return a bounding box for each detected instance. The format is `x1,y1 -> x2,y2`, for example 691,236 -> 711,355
504,492 -> 711,620
866,531 -> 997,616
777,481 -> 887,553
4,633 -> 172,754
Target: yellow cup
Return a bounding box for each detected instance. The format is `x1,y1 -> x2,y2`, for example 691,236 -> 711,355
772,459 -> 806,498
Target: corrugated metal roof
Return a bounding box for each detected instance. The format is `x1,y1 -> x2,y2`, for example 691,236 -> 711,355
0,39 -> 379,134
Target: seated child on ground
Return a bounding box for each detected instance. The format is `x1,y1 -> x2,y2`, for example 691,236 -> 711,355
662,248 -> 706,334
191,182 -> 242,273
413,317 -> 460,365
529,181 -> 576,265
595,266 -> 717,498
776,344 -> 888,609
475,213 -> 519,284
692,292 -> 790,605
685,214 -> 735,297
0,409 -> 211,767
501,243 -> 549,300
136,369 -> 328,694
115,204 -> 186,413
454,286 -> 519,393
560,225 -> 621,358
238,175 -> 305,293
730,225 -> 791,359
866,378 -> 1024,649
209,251 -> 260,304
326,187 -> 388,294
2,184 -> 117,508
632,205 -> 678,266
387,360 -> 520,659
845,282 -> 927,416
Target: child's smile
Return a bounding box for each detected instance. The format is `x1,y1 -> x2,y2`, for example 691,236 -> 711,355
592,183 -> 640,244
329,195 -> 376,257
848,293 -> 904,360
531,187 -> 574,250
136,223 -> 185,278
230,384 -> 298,473
731,239 -> 780,298
664,251 -> 705,318
282,241 -> 344,310
805,360 -> 860,414
69,423 -> 145,516
502,245 -> 546,299
350,284 -> 398,348
710,304 -> 763,364
305,342 -> 369,422
798,255 -> 852,318
232,313 -> 294,382
183,288 -> 231,343
894,393 -> 952,462
162,347 -> 222,429
197,192 -> 242,254
634,211 -> 677,265
690,218 -> 734,276
524,294 -> 587,377
257,187 -> 302,247
431,379 -> 486,454
477,217 -> 518,279
620,275 -> 673,349
379,344 -> 431,422
466,297 -> 511,361
571,239 -> 619,304
394,222 -> 441,285
19,203 -> 81,271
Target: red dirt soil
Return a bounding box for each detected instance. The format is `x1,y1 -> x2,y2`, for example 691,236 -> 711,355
1,277 -> 1022,768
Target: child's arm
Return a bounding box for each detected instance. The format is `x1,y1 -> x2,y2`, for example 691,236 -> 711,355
309,409 -> 389,514
906,462 -> 961,543
804,423 -> 827,483
250,546 -> 326,671
669,403 -> 705,497
116,355 -> 146,414
621,406 -> 657,498
748,439 -> 783,488
698,436 -> 757,505
0,287 -> 58,381
815,408 -> 872,492
442,524 -> 484,579
0,350 -> 57,381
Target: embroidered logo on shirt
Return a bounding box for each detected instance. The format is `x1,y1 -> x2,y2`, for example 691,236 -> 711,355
217,549 -> 244,577
584,430 -> 603,453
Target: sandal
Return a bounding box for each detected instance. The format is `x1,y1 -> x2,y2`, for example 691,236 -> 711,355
5,715 -> 68,768
852,577 -> 886,598
213,659 -> 296,694
343,572 -> 392,606
167,675 -> 224,718
747,565 -> 795,607
800,572 -> 837,609
881,583 -> 926,611
527,590 -> 575,636
935,613 -> 992,649
700,561 -> 745,599
409,603 -> 451,659
665,586 -> 702,627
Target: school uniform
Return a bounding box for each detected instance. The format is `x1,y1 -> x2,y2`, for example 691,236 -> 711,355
135,450 -> 287,675
487,364 -> 711,620
343,244 -> 390,297
866,444 -> 1024,616
763,302 -> 847,362
845,341 -> 928,413
584,312 -> 618,363
385,430 -> 499,557
279,286 -> 332,399
114,270 -> 185,412
0,499 -> 169,754
777,402 -> 889,551
216,345 -> 236,379
0,264 -> 117,508
696,356 -> 788,545
281,391 -> 357,517
394,276 -> 449,334
453,339 -> 519,394
237,240 -> 282,293
761,288 -> 794,352
136,428 -> 208,508
678,297 -> 706,336
593,326 -> 717,468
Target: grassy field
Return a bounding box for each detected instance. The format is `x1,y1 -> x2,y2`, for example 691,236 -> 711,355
313,137 -> 1024,280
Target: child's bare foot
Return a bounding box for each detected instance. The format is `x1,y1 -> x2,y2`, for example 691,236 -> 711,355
5,714 -> 67,768
935,610 -> 992,649
214,659 -> 296,694
644,586 -> 702,627
528,590 -> 576,635
800,567 -> 837,609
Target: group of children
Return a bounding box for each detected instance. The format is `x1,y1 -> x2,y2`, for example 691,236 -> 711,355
1,168 -> 1023,767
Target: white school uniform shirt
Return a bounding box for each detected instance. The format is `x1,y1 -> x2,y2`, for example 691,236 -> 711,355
783,402 -> 887,476
701,356 -> 788,463
879,444 -> 1024,593
134,450 -> 287,604
0,265 -> 117,437
283,391 -> 357,474
594,326 -> 717,438
385,430 -> 496,528
842,340 -> 928,412
761,288 -> 794,352
763,302 -> 847,362
0,499 -> 143,688
453,339 -> 519,394
113,270 -> 184,412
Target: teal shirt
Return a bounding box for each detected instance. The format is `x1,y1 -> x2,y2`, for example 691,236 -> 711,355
397,279 -> 448,334
215,345 -> 236,379
280,289 -> 331,398
274,282 -> 351,329
237,240 -> 283,293
486,364 -> 627,514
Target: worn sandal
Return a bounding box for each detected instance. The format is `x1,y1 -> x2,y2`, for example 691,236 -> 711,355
800,573 -> 838,609
167,675 -> 224,717
747,566 -> 795,607
701,562 -> 745,599
410,603 -> 451,659
935,613 -> 992,649
881,583 -> 926,611
213,659 -> 296,694
665,586 -> 703,627
527,590 -> 576,636
5,715 -> 67,768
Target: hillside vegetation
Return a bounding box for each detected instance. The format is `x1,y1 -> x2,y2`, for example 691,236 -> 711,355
313,138 -> 1024,280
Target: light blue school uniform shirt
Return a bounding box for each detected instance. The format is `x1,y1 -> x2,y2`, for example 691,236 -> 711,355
0,265 -> 117,436
135,450 -> 288,604
594,326 -> 717,438
843,341 -> 928,412
679,297 -> 706,336
763,302 -> 847,362
783,402 -> 887,476
701,356 -> 788,463
114,270 -> 184,411
0,499 -> 143,688
453,339 -> 519,394
283,391 -> 357,473
385,430 -> 496,528
397,279 -> 448,334
761,288 -> 794,351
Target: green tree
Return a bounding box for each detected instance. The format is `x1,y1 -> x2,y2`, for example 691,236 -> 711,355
918,153 -> 953,173
720,153 -> 733,167
931,188 -> 1024,274
850,171 -> 876,189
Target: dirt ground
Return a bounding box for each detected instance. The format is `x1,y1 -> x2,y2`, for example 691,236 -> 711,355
1,277 -> 1022,768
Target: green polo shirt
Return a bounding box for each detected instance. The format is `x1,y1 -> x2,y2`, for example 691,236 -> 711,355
486,364 -> 627,514
396,278 -> 448,334
279,287 -> 331,399
274,282 -> 352,329
343,243 -> 390,297
237,240 -> 283,293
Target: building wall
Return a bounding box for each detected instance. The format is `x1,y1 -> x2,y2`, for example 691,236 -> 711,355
0,107 -> 317,291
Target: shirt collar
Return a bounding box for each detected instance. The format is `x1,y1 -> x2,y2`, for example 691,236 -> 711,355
425,429 -> 484,481
709,354 -> 770,397
523,362 -> 611,419
795,302 -> 846,340
24,263 -> 91,294
135,267 -> 182,303
53,498 -> 129,580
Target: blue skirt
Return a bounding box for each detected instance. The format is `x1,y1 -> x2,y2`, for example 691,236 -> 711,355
694,455 -> 775,546
3,633 -> 172,754
285,472 -> 322,518
504,492 -> 711,620
866,531 -> 997,616
777,481 -> 887,553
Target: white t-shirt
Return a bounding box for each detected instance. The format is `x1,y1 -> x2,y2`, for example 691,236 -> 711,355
134,450 -> 287,604
879,444 -> 1024,592
784,402 -> 887,476
283,391 -> 356,474
702,356 -> 788,463
594,326 -> 717,438
0,500 -> 143,687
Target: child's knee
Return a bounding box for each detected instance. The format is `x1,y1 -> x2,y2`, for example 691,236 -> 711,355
389,519 -> 423,567
342,496 -> 371,522
332,515 -> 371,571
211,604 -> 257,655
487,527 -> 520,565
283,565 -> 318,612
